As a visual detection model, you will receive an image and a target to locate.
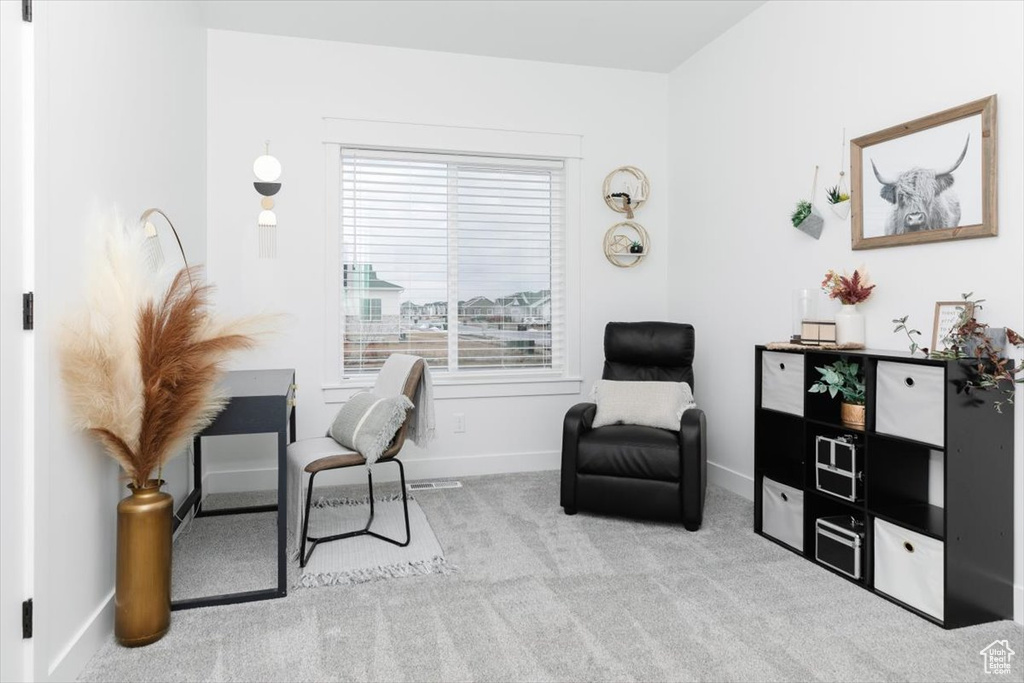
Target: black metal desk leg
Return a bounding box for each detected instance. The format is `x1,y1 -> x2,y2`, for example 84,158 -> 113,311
277,425 -> 287,597
289,405 -> 296,444
193,434 -> 203,514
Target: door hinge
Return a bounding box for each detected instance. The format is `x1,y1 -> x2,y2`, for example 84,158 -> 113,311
22,599 -> 32,638
22,292 -> 33,330
22,0 -> 32,22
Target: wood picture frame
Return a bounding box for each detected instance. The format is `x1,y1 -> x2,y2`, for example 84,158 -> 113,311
931,300 -> 975,352
851,95 -> 997,250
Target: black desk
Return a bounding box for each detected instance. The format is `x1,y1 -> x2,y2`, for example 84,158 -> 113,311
171,369 -> 296,611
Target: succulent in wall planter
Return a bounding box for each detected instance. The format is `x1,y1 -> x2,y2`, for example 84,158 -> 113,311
629,240 -> 644,254
827,184 -> 851,219
791,200 -> 825,239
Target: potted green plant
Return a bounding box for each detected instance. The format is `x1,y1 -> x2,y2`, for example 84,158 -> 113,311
826,184 -> 851,219
629,240 -> 644,254
893,292 -> 1023,413
808,358 -> 866,428
791,200 -> 824,239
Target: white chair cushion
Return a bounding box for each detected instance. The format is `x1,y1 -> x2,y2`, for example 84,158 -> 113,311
287,437 -> 357,544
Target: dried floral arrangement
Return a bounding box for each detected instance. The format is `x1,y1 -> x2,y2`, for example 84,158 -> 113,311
821,268 -> 876,305
893,292 -> 1023,412
59,222 -> 268,487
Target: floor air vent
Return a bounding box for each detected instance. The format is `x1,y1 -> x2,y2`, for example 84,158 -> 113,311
407,480 -> 462,491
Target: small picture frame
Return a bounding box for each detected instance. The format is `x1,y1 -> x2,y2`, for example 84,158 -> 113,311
932,301 -> 975,352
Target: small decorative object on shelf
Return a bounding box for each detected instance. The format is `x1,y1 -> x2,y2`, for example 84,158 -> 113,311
253,140 -> 283,258
603,221 -> 649,268
828,128 -> 852,219
792,166 -> 825,239
821,267 -> 875,348
815,436 -> 863,502
808,358 -> 866,429
603,166 -> 649,219
893,292 -> 1023,412
800,320 -> 837,346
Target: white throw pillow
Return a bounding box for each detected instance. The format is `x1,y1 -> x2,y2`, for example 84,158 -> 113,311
590,380 -> 696,431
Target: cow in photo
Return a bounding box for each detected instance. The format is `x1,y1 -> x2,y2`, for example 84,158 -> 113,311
871,135 -> 970,235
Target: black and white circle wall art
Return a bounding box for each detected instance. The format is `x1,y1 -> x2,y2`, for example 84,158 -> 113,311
253,141 -> 282,258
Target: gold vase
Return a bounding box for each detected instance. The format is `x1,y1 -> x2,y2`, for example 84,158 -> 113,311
841,402 -> 866,430
115,479 -> 172,647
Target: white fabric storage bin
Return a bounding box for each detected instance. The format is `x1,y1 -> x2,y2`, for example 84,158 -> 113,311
873,518 -> 944,621
761,352 -> 805,416
875,361 -> 945,447
762,477 -> 804,551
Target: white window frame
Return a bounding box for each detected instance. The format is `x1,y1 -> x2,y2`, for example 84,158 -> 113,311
322,117 -> 582,403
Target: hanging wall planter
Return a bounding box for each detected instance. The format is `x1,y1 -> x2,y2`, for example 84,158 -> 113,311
827,185 -> 851,219
792,166 -> 824,239
827,128 -> 851,219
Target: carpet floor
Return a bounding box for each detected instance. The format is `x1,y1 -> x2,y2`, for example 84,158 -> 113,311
80,471 -> 1022,682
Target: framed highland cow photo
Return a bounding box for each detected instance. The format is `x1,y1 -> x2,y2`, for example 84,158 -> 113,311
851,95 -> 997,250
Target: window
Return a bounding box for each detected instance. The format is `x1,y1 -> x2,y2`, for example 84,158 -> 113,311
360,298 -> 382,322
340,147 -> 565,378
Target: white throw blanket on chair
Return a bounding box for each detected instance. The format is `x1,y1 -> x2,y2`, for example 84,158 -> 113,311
373,353 -> 435,446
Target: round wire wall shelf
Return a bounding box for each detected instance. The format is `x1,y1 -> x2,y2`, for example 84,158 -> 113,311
603,166 -> 650,217
603,221 -> 649,268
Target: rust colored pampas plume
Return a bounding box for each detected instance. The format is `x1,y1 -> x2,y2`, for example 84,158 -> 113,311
129,266 -> 259,486
61,226 -> 267,487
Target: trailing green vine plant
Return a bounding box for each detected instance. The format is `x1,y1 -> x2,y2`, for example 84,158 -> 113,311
893,292 -> 1024,412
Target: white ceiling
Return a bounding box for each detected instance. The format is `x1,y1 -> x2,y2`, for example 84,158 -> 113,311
201,0 -> 765,73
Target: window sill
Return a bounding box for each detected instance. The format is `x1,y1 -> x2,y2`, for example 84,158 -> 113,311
322,374 -> 584,403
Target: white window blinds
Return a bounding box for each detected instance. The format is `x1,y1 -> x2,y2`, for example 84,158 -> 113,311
341,148 -> 565,377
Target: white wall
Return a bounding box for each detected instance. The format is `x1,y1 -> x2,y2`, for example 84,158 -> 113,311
31,1 -> 206,679
203,30 -> 670,488
667,0 -> 1024,622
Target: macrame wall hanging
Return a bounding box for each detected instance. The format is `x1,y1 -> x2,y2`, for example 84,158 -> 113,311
827,128 -> 852,219
253,141 -> 282,258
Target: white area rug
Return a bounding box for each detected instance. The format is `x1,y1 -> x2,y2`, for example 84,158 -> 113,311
296,495 -> 453,588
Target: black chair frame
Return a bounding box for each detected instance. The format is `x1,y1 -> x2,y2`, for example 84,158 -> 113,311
299,458 -> 411,568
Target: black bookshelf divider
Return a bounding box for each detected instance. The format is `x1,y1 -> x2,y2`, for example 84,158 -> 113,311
754,345 -> 1014,629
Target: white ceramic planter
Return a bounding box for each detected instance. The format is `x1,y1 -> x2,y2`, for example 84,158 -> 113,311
835,304 -> 865,347
830,200 -> 851,220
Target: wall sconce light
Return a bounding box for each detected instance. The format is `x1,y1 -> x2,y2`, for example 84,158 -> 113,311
139,207 -> 194,291
253,141 -> 282,258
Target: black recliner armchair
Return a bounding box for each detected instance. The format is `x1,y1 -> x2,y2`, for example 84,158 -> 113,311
560,322 -> 707,530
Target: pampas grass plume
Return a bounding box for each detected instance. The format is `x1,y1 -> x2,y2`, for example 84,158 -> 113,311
59,217 -> 268,487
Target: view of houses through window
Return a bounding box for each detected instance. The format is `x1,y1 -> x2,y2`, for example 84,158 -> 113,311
341,149 -> 563,375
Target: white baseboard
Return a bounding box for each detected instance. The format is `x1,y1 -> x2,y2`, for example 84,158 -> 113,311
707,460 -> 753,500
47,589 -> 113,682
202,450 -> 562,495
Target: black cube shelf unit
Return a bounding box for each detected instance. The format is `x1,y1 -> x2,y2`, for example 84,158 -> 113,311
753,345 -> 1014,629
